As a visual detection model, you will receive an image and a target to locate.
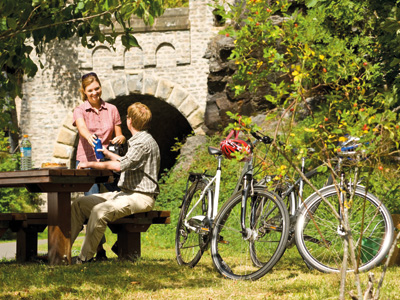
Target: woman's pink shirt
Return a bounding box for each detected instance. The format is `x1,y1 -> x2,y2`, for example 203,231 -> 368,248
73,100 -> 121,162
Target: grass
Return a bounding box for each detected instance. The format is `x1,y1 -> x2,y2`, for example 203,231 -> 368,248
1,228 -> 399,300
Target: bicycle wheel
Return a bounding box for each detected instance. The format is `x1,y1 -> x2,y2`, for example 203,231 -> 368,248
175,179 -> 212,267
295,185 -> 394,273
211,187 -> 289,280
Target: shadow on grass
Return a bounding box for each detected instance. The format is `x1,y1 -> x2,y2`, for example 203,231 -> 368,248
3,245 -> 397,300
0,249 -> 221,299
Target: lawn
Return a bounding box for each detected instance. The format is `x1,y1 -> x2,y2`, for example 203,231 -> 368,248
0,229 -> 399,300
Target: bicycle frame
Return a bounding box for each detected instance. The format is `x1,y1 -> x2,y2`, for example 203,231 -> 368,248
183,154 -> 222,233
182,134 -> 271,242
282,150 -> 361,218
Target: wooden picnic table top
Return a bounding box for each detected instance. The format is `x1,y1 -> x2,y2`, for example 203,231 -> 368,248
0,169 -> 113,193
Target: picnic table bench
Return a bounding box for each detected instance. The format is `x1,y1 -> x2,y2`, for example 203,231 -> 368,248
107,210 -> 170,259
0,213 -> 47,262
0,210 -> 170,262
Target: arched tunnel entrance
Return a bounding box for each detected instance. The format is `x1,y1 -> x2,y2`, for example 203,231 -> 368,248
53,76 -> 202,176
109,95 -> 193,175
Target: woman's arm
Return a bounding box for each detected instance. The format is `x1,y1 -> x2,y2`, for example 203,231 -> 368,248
75,117 -> 96,147
111,124 -> 126,144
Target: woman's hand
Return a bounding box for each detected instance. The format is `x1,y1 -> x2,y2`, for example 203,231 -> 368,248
77,162 -> 88,169
86,134 -> 97,147
112,135 -> 126,145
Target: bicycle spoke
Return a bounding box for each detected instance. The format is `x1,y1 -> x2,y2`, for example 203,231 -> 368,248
175,180 -> 211,267
211,188 -> 289,280
295,185 -> 393,273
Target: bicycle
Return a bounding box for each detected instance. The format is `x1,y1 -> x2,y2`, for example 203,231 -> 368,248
207,133 -> 290,280
256,134 -> 395,273
176,132 -> 290,281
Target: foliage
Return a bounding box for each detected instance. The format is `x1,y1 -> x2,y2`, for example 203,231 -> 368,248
0,0 -> 164,130
214,0 -> 400,175
0,132 -> 41,215
163,0 -> 189,8
213,1 -> 400,296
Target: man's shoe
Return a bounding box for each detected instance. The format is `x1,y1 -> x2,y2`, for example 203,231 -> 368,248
71,256 -> 93,265
95,249 -> 108,261
71,256 -> 83,265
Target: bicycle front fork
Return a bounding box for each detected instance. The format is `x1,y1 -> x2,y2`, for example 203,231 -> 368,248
240,174 -> 257,240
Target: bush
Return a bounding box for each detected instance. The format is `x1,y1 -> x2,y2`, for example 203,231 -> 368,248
0,132 -> 42,240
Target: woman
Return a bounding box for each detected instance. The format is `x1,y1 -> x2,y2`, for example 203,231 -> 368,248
73,72 -> 125,261
73,72 -> 125,194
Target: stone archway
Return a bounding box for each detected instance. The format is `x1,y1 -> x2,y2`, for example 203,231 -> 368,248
52,74 -> 205,173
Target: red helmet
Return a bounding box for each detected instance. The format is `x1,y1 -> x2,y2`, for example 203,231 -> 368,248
220,130 -> 251,160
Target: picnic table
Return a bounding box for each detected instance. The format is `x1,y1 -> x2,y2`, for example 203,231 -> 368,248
0,168 -> 113,265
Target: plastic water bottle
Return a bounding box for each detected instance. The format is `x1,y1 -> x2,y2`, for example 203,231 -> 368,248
20,135 -> 32,170
93,134 -> 105,160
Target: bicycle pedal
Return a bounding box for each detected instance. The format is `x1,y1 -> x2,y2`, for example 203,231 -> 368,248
218,236 -> 229,245
199,227 -> 210,234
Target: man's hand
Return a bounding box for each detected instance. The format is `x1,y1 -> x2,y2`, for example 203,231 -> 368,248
98,147 -> 121,161
97,147 -> 111,158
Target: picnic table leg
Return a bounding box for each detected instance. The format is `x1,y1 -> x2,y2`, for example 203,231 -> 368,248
47,192 -> 71,265
117,231 -> 141,260
0,228 -> 7,238
16,228 -> 39,262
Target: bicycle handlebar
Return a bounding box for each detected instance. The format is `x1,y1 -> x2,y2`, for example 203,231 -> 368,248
340,144 -> 361,152
250,131 -> 273,145
249,131 -> 365,157
338,136 -> 368,156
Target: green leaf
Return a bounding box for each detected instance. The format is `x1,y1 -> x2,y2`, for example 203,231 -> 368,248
25,57 -> 38,77
305,0 -> 319,7
103,0 -> 109,11
1,17 -> 8,30
122,34 -> 139,49
390,57 -> 400,67
7,18 -> 17,30
76,1 -> 85,11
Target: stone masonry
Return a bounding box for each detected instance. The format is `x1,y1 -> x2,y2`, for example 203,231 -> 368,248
18,0 -> 229,168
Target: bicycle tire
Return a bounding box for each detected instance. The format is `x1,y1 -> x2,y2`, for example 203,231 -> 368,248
211,187 -> 290,280
175,179 -> 212,267
295,185 -> 394,273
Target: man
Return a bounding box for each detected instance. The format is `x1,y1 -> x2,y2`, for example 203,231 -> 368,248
71,102 -> 160,263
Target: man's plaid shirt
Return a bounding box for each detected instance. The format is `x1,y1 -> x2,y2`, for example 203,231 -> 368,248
118,131 -> 160,195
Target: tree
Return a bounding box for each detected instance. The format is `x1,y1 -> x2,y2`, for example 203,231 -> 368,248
0,0 -> 164,142
214,0 -> 400,298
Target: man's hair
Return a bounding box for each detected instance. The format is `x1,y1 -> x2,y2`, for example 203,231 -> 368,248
127,102 -> 152,131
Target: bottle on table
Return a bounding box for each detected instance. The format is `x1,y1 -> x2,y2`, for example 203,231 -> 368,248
20,134 -> 32,170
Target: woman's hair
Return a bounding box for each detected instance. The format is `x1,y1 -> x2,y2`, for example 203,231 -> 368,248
79,72 -> 101,101
127,102 -> 152,131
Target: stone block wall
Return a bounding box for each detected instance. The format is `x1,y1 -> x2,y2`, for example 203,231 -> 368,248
18,0 -> 227,169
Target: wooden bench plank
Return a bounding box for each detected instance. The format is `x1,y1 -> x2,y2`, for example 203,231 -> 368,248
0,210 -> 170,262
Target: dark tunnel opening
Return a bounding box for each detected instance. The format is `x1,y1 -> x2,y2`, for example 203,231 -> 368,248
110,94 -> 194,176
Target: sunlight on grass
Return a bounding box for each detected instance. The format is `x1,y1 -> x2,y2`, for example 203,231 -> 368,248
1,242 -> 399,299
